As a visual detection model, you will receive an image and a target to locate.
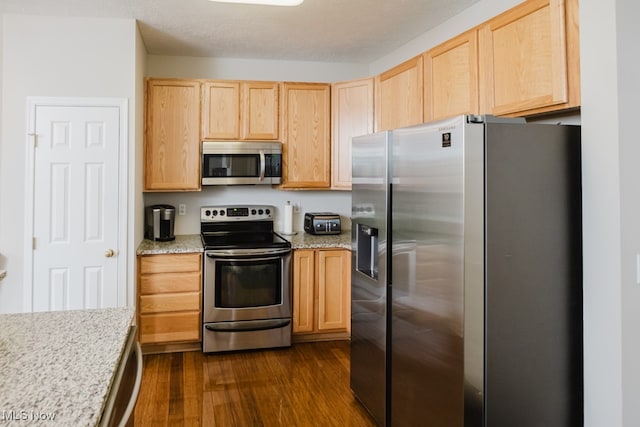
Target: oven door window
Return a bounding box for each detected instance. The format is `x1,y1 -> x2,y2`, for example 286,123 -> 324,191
215,258 -> 282,308
203,154 -> 260,178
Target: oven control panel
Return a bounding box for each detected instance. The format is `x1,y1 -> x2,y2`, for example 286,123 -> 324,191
201,205 -> 274,222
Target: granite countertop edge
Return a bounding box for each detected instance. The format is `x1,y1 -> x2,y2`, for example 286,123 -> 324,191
136,232 -> 352,255
136,234 -> 204,255
281,231 -> 352,250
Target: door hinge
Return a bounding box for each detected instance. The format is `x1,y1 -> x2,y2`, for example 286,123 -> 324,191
32,237 -> 36,250
28,133 -> 37,147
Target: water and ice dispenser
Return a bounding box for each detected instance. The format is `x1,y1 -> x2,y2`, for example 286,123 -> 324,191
356,224 -> 379,279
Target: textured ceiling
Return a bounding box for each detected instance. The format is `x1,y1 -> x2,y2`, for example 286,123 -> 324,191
1,0 -> 480,62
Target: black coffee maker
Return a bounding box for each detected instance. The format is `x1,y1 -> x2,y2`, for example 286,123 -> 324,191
144,204 -> 176,241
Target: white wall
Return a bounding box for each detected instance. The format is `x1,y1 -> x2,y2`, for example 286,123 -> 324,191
144,188 -> 351,235
580,0 -> 623,424
580,0 -> 640,425
617,0 -> 640,423
147,55 -> 368,82
131,24 -> 147,308
0,15 -> 140,313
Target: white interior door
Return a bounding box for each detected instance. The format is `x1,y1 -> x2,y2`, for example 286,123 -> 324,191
28,101 -> 124,312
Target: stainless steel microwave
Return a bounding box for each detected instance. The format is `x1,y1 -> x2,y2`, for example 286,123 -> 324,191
202,141 -> 282,185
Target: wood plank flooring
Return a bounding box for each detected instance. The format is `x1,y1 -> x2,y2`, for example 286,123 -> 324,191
133,340 -> 377,427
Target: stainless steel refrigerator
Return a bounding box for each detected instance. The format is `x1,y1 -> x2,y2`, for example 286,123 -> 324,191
350,115 -> 583,427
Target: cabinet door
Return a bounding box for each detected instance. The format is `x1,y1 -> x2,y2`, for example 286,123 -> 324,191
202,81 -> 241,139
424,30 -> 479,122
145,79 -> 201,191
281,83 -> 331,188
139,312 -> 201,344
242,81 -> 279,140
317,250 -> 351,332
375,55 -> 423,131
331,78 -> 375,190
140,271 -> 201,295
139,292 -> 201,314
139,253 -> 202,275
479,0 -> 579,116
293,250 -> 315,333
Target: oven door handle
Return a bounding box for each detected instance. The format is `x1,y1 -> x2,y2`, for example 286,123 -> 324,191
206,248 -> 291,258
205,318 -> 291,332
207,255 -> 286,263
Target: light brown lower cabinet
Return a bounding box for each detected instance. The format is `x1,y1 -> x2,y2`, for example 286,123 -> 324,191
137,253 -> 202,350
292,249 -> 351,341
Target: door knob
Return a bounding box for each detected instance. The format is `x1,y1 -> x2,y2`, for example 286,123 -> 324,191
105,249 -> 115,258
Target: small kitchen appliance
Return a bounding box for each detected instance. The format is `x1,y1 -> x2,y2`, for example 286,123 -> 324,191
200,205 -> 292,353
144,204 -> 175,241
303,212 -> 341,235
201,141 -> 282,185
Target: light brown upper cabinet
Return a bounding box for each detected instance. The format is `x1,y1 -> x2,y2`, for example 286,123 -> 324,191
202,80 -> 240,139
280,82 -> 331,189
242,81 -> 280,140
375,55 -> 423,131
331,78 -> 375,190
145,79 -> 201,191
478,0 -> 580,116
424,29 -> 479,122
202,80 -> 279,140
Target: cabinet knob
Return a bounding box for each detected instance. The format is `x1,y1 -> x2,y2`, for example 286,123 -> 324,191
105,249 -> 115,258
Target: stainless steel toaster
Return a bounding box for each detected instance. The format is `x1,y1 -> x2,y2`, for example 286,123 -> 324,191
303,212 -> 341,235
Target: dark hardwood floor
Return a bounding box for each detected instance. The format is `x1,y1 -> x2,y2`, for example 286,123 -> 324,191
133,340 -> 377,427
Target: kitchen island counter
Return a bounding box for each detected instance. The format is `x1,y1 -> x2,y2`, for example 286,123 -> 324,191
0,307 -> 135,426
282,231 -> 351,250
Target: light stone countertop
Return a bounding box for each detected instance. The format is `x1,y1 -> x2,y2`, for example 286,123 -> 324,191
280,230 -> 352,250
0,307 -> 135,426
136,234 -> 203,255
136,233 -> 350,255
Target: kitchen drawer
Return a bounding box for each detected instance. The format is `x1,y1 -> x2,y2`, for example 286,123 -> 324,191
139,253 -> 202,275
139,312 -> 201,344
139,271 -> 201,295
139,292 -> 201,314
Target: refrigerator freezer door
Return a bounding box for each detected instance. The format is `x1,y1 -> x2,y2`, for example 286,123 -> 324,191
351,131 -> 390,426
390,116 -> 467,426
482,122 -> 583,426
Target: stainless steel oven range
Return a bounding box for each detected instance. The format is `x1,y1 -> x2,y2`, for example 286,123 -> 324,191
201,205 -> 292,353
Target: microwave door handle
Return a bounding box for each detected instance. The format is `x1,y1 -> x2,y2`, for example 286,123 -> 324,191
259,150 -> 266,181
